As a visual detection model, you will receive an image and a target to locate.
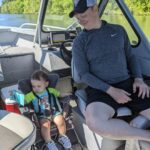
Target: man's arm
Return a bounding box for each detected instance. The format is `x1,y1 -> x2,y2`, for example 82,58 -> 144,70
72,36 -> 110,92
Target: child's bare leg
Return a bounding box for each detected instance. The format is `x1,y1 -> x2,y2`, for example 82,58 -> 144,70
54,115 -> 72,149
85,102 -> 150,141
53,115 -> 66,135
40,118 -> 51,142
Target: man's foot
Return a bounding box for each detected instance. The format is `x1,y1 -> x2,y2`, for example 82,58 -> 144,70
58,135 -> 72,149
47,140 -> 58,150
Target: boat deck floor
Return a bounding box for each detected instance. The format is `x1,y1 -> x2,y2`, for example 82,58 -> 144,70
34,128 -> 83,150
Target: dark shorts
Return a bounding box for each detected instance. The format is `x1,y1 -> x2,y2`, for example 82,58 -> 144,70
86,78 -> 150,115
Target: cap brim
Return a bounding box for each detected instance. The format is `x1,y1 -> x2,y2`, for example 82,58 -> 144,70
69,7 -> 89,18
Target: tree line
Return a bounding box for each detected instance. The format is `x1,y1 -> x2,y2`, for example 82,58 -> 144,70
0,0 -> 40,14
0,0 -> 150,15
125,0 -> 150,15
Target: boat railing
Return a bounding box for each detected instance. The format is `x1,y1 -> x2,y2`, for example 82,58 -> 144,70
19,23 -> 66,31
19,23 -> 37,29
0,22 -> 78,32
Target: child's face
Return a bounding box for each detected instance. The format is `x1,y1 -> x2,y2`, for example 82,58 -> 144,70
31,79 -> 48,93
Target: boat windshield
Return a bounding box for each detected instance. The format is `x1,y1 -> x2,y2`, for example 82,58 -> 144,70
124,0 -> 150,41
43,0 -> 150,41
101,0 -> 139,46
43,0 -> 78,31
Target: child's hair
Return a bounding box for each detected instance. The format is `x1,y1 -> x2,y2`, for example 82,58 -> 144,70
31,70 -> 49,82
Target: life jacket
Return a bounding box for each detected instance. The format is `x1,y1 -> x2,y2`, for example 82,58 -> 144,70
25,87 -> 62,116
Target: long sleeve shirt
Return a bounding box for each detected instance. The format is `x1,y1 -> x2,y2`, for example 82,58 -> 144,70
72,21 -> 142,92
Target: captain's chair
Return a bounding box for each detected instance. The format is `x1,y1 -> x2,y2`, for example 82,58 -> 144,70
71,59 -> 133,150
71,59 -> 132,118
71,59 -> 150,150
18,73 -> 73,149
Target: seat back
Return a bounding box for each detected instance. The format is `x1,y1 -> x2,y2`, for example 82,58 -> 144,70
17,73 -> 60,115
18,73 -> 62,136
71,59 -> 132,150
18,73 -> 59,95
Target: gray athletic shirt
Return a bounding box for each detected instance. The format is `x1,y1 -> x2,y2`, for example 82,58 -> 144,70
72,21 -> 142,92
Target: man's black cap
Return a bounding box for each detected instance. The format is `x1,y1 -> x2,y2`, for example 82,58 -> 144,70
69,0 -> 96,18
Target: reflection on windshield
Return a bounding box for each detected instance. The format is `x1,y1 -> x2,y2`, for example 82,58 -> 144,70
43,0 -> 75,31
124,0 -> 150,40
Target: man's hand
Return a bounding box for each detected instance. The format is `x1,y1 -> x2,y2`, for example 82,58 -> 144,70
106,86 -> 132,104
133,78 -> 150,99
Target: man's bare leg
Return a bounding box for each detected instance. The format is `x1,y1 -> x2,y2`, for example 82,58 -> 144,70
85,102 -> 150,141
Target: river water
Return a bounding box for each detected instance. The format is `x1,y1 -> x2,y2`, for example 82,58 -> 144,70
0,14 -> 38,27
0,13 -> 149,40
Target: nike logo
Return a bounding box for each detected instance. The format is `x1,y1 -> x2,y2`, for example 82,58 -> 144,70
111,33 -> 117,37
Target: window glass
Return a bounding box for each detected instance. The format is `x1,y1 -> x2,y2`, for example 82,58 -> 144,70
0,0 -> 40,28
101,0 -> 138,45
43,0 -> 76,31
124,0 -> 150,41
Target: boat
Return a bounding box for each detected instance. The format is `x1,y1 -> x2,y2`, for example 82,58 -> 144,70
0,0 -> 150,149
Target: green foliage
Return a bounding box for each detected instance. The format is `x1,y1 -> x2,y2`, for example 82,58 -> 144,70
0,0 -> 150,15
125,0 -> 150,15
50,0 -> 73,15
1,0 -> 40,14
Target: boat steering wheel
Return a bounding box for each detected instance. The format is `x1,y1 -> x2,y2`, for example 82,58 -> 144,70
60,39 -> 73,66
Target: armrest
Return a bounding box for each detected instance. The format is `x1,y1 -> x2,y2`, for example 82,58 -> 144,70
0,62 -> 4,81
60,94 -> 77,108
59,95 -> 77,118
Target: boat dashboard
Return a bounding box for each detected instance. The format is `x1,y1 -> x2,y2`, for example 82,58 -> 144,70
48,30 -> 76,47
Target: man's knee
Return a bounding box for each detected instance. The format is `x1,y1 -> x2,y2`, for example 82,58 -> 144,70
86,116 -> 110,135
85,102 -> 115,119
85,102 -> 115,133
85,111 -> 110,135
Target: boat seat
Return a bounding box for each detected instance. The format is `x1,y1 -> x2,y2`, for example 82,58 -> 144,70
17,73 -> 74,135
0,51 -> 38,89
71,59 -> 132,117
71,59 -> 131,149
0,110 -> 36,150
0,62 -> 4,81
71,59 -> 150,150
0,74 -> 74,148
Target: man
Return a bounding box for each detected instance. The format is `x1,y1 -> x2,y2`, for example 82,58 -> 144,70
70,0 -> 150,141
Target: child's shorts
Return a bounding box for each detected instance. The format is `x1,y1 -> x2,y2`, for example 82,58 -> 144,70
38,111 -> 62,120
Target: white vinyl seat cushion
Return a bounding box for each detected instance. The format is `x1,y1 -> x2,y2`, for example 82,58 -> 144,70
0,110 -> 36,150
